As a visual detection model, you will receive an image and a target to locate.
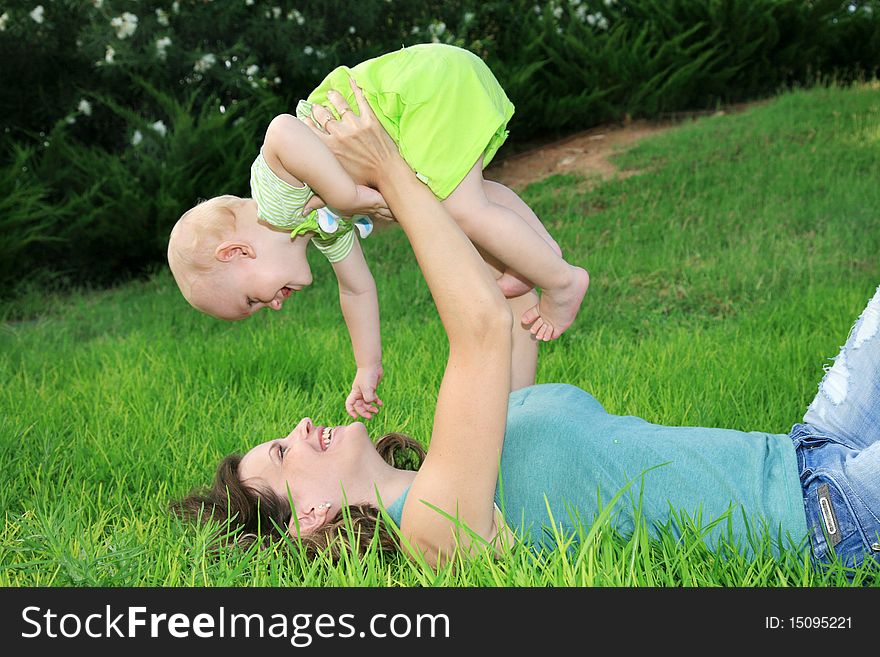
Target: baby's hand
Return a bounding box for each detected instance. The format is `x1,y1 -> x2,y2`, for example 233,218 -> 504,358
355,185 -> 395,223
302,188 -> 393,223
302,193 -> 326,216
346,364 -> 384,420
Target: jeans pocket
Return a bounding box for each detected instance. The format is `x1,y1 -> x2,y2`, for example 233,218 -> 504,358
803,473 -> 865,567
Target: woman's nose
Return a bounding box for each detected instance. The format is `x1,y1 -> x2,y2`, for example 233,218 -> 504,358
289,417 -> 312,439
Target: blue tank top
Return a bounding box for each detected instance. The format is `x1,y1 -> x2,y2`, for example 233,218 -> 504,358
385,384 -> 808,554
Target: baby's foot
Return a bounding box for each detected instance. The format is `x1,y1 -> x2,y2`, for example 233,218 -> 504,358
521,266 -> 589,341
495,269 -> 534,298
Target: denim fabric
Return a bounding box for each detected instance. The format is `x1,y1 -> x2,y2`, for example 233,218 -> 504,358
791,284 -> 880,570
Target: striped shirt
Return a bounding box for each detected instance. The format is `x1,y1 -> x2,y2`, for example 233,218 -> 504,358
249,149 -> 366,263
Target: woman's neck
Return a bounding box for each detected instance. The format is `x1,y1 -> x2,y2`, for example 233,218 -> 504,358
370,464 -> 417,510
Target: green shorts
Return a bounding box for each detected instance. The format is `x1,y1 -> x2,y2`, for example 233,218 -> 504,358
302,43 -> 515,200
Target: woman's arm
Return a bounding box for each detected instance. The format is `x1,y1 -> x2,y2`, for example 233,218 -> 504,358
330,238 -> 384,419
262,114 -> 392,221
310,83 -> 513,567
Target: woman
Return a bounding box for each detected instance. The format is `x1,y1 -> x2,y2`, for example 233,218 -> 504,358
173,81 -> 880,572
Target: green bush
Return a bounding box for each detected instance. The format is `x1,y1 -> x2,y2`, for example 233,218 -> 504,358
0,0 -> 878,295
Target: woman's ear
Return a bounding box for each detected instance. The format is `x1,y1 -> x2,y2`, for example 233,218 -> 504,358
215,240 -> 255,262
287,503 -> 333,538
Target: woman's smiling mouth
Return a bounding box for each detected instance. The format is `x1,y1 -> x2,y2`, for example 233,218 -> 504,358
320,426 -> 335,450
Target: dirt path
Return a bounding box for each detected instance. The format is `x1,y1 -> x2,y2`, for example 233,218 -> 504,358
485,119 -> 670,190
484,105 -> 751,190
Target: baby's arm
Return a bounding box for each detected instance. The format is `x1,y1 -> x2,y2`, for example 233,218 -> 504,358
330,237 -> 384,420
263,114 -> 391,221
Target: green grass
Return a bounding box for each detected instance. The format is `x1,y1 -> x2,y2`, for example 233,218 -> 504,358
2,83 -> 879,586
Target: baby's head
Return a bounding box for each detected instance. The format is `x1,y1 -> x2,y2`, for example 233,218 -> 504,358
168,195 -> 312,320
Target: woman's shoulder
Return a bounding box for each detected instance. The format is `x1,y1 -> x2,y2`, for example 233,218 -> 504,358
508,383 -> 604,412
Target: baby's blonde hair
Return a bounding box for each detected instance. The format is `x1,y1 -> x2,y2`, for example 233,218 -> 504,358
167,195 -> 243,304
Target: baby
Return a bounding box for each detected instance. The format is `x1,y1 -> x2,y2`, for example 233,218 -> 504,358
168,44 -> 589,417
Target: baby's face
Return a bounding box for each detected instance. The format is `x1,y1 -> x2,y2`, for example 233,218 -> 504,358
193,233 -> 313,321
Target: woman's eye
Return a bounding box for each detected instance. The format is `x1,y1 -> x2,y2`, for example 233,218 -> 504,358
278,445 -> 286,460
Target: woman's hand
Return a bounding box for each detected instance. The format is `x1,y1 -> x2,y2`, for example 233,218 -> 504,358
303,79 -> 406,189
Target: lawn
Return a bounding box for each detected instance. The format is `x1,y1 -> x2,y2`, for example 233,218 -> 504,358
2,83 -> 879,586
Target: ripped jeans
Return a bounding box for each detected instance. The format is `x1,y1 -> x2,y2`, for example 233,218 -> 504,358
790,284 -> 880,570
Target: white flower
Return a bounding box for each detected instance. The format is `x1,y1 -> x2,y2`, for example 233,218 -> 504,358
110,12 -> 138,39
273,76 -> 281,84
156,36 -> 172,60
30,5 -> 45,24
553,5 -> 563,19
156,8 -> 169,26
463,11 -> 475,24
150,120 -> 167,137
303,46 -> 314,55
575,5 -> 587,21
428,20 -> 446,42
315,49 -> 326,60
603,0 -> 616,6
348,25 -> 356,34
172,2 -> 180,14
533,5 -> 541,15
92,0 -> 104,8
65,115 -> 77,125
289,9 -> 304,24
272,6 -> 281,19
586,11 -> 608,29
246,64 -> 259,76
245,0 -> 254,5
0,12 -> 8,31
193,53 -> 217,73
131,130 -> 143,146
78,99 -> 93,116
104,45 -> 115,63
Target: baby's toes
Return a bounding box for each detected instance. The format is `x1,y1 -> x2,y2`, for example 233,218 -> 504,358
521,304 -> 541,328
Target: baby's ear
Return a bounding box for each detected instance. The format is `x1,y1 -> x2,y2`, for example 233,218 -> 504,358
214,240 -> 254,262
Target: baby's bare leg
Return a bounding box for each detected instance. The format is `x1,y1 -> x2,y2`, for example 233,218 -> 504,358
483,180 -> 562,257
483,179 -> 562,298
443,160 -> 589,341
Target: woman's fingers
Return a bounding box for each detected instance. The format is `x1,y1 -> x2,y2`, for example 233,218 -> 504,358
309,103 -> 337,134
313,78 -> 401,186
326,89 -> 353,119
348,78 -> 370,117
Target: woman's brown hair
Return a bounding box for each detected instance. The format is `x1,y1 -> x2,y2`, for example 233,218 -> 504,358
170,433 -> 426,559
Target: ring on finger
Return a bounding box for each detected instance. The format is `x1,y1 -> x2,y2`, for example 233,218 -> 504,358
321,117 -> 332,132
339,108 -> 349,120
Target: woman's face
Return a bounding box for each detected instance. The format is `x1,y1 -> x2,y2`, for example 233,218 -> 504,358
238,417 -> 373,518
